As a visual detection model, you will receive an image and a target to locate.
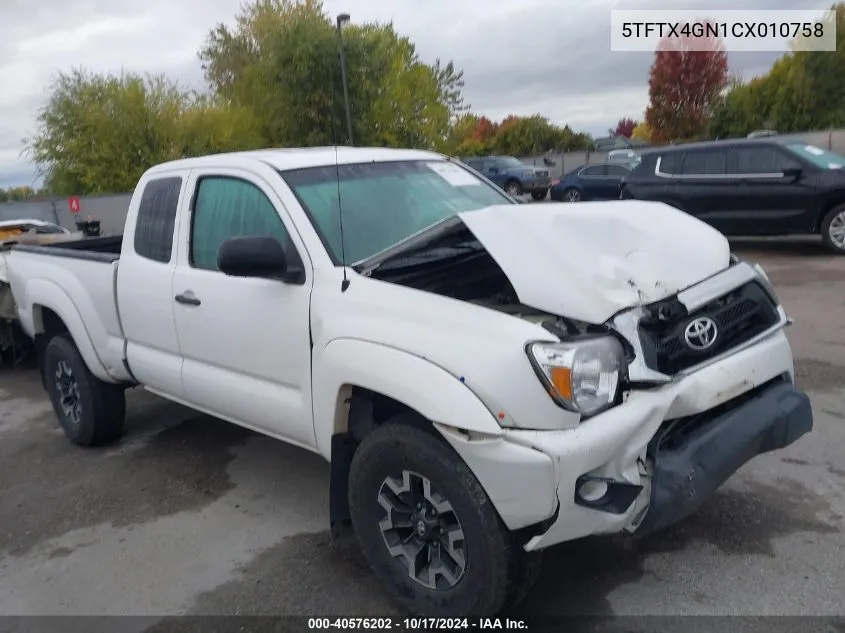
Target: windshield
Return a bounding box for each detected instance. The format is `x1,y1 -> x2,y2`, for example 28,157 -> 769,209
280,159 -> 512,264
787,144 -> 845,169
490,157 -> 528,169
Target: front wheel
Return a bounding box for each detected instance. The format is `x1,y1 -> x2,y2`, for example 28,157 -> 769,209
43,334 -> 126,446
821,203 -> 845,254
348,421 -> 534,616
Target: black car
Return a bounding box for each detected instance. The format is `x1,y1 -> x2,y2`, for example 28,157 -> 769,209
549,163 -> 632,202
620,139 -> 845,253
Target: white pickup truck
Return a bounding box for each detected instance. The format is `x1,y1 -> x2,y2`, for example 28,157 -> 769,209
7,147 -> 813,617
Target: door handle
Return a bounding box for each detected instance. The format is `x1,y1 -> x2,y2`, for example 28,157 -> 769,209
174,293 -> 201,306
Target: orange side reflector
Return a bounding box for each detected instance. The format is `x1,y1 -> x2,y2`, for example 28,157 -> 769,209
549,366 -> 572,399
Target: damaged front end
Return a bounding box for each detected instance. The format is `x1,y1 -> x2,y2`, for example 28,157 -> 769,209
632,374 -> 812,537
603,261 -> 812,538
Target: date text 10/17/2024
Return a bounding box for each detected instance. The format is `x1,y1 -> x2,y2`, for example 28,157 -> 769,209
307,618 -> 529,630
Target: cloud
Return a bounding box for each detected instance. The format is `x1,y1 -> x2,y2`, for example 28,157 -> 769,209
0,0 -> 827,187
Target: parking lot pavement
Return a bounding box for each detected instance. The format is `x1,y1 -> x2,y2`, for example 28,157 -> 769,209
0,238 -> 843,621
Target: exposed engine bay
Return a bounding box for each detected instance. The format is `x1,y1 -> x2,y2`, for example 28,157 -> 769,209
366,225 -> 607,339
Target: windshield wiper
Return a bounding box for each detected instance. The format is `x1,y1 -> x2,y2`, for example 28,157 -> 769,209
364,241 -> 485,276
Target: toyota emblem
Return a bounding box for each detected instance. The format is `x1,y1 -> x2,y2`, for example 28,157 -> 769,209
683,317 -> 718,351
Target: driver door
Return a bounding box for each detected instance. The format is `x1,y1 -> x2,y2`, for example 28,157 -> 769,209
172,168 -> 316,448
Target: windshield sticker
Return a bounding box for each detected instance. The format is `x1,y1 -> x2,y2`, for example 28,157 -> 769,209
427,162 -> 481,186
804,145 -> 825,155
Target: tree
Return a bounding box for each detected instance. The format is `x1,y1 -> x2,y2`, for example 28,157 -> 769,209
25,68 -> 262,195
644,23 -> 728,143
199,0 -> 457,150
433,58 -> 469,120
614,118 -> 637,138
707,4 -> 845,139
630,121 -> 651,142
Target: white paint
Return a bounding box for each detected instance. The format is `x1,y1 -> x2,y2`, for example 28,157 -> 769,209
459,200 -> 731,323
5,147 -> 797,560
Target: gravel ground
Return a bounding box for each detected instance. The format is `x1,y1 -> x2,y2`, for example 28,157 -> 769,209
0,235 -> 843,629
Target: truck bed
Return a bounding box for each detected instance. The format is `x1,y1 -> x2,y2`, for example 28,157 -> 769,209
11,235 -> 123,262
7,234 -> 131,383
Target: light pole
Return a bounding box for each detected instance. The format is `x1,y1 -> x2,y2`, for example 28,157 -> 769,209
335,13 -> 354,146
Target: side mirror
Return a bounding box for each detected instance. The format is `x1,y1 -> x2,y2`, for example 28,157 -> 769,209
218,235 -> 302,283
782,167 -> 803,180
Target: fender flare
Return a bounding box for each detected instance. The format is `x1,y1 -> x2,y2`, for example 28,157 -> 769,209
23,278 -> 112,382
312,338 -> 503,460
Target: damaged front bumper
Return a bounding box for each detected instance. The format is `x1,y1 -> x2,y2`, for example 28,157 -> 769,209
457,327 -> 812,551
633,378 -> 812,537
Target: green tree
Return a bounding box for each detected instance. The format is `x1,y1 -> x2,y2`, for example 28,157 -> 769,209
25,69 -> 262,195
709,4 -> 845,139
199,0 -> 457,149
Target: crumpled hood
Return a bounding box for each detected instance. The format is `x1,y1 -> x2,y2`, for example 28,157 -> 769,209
457,201 -> 730,324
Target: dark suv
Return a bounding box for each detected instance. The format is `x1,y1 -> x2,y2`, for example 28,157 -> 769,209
463,156 -> 551,200
620,139 -> 845,253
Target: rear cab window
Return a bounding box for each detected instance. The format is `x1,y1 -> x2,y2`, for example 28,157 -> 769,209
133,177 -> 182,263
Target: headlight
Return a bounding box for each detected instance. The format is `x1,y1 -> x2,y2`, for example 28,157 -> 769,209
526,336 -> 625,419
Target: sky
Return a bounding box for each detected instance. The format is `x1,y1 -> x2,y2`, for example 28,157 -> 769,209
0,0 -> 831,189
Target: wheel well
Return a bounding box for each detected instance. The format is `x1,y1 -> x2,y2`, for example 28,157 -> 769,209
815,198 -> 845,233
329,385 -> 440,538
33,306 -> 69,389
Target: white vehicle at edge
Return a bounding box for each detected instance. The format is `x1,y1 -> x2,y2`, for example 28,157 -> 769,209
6,147 -> 813,616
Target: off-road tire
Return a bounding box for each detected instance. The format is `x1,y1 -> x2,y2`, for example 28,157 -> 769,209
43,334 -> 126,446
820,203 -> 845,254
348,421 -> 531,616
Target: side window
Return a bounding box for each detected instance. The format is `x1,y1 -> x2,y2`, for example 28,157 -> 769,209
606,165 -> 629,177
190,176 -> 290,271
680,150 -> 727,175
656,152 -> 683,175
134,177 -> 182,263
580,165 -> 607,177
729,146 -> 801,174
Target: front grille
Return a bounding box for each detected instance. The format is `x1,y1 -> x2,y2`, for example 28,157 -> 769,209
637,281 -> 781,375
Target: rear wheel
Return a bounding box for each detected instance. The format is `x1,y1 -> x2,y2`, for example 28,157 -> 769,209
562,188 -> 581,202
43,334 -> 126,446
348,421 -> 536,616
504,180 -> 522,197
821,203 -> 845,254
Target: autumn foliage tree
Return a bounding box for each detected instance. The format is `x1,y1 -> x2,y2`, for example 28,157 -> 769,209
645,24 -> 728,144
614,118 -> 637,138
444,113 -> 592,156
